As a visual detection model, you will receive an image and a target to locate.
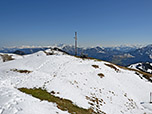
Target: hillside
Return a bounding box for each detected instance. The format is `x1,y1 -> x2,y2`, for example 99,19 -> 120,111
0,49 -> 152,114
129,62 -> 152,74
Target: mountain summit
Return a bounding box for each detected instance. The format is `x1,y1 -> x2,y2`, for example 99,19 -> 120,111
0,49 -> 152,114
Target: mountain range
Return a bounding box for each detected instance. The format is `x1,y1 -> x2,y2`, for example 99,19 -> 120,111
0,44 -> 152,66
61,44 -> 152,66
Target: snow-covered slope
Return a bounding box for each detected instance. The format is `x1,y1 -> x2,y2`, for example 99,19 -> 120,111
0,49 -> 152,114
129,62 -> 152,74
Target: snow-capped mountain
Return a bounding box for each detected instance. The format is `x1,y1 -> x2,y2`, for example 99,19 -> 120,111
129,62 -> 152,74
103,44 -> 142,52
0,44 -> 152,66
129,44 -> 152,57
61,45 -> 139,66
61,44 -> 140,55
0,49 -> 152,114
119,44 -> 152,66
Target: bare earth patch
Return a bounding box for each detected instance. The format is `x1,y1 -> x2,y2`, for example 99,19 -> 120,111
104,63 -> 119,72
98,73 -> 104,78
92,65 -> 99,69
10,69 -> 32,74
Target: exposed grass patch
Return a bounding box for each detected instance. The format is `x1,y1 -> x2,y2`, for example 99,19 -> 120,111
104,63 -> 119,72
92,65 -> 99,69
0,54 -> 14,62
18,88 -> 98,114
98,73 -> 104,78
11,69 -> 32,74
86,96 -> 106,114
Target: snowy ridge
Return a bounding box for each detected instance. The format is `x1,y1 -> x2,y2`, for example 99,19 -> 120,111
129,62 -> 152,74
0,49 -> 152,114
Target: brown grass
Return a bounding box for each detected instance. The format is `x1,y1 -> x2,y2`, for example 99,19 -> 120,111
18,88 -> 98,114
92,65 -> 99,69
11,69 -> 32,74
98,73 -> 104,78
74,55 -> 102,62
104,63 -> 119,72
0,54 -> 14,62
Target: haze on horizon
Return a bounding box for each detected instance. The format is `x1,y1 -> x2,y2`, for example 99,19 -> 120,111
0,0 -> 152,47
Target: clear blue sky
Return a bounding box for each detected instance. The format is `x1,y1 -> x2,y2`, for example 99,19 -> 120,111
0,0 -> 152,47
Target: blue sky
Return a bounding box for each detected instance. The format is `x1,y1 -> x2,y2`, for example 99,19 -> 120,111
0,0 -> 152,47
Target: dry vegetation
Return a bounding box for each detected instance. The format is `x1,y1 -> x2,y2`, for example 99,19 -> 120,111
86,96 -> 106,114
92,65 -> 99,69
98,73 -> 104,78
18,88 -> 98,114
10,69 -> 32,74
74,55 -> 102,62
0,54 -> 14,62
104,63 -> 119,72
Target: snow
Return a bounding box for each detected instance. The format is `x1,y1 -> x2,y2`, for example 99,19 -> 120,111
0,85 -> 69,114
128,62 -> 152,74
150,55 -> 152,59
128,63 -> 141,70
0,50 -> 152,114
